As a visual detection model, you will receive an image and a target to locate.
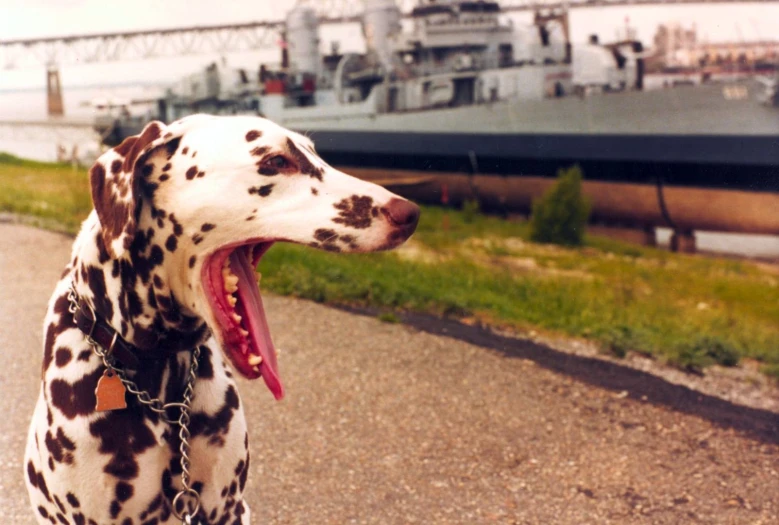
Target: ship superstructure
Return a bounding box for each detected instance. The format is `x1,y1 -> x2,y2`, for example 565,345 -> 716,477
262,0 -> 642,119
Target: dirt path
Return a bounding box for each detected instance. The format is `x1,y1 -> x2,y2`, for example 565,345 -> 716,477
1,222 -> 777,524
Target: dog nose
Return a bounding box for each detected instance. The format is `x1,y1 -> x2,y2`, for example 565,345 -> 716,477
383,198 -> 420,228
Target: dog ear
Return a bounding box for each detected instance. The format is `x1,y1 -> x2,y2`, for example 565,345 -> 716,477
89,121 -> 182,258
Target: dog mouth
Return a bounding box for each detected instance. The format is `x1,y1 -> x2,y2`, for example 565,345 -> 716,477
202,241 -> 283,400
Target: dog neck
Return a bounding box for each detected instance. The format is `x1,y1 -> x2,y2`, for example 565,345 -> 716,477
70,210 -> 209,353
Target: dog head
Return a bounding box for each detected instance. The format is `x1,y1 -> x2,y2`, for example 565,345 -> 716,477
89,115 -> 419,399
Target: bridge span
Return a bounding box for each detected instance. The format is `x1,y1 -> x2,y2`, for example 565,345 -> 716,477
1,0 -> 777,69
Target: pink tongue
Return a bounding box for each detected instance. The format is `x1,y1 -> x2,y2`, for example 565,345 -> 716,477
229,248 -> 284,400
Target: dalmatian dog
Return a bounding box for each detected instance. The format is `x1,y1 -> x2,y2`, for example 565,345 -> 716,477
24,114 -> 420,525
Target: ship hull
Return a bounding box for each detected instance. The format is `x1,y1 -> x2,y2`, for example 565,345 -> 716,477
306,129 -> 778,190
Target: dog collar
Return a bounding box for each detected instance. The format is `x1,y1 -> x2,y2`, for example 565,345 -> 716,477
68,283 -> 196,369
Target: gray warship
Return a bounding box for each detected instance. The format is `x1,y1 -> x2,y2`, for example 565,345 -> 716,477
94,0 -> 779,239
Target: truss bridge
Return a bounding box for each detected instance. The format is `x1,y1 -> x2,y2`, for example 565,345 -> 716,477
2,0 -> 776,69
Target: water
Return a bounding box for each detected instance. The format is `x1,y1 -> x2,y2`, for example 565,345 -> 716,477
0,85 -> 163,162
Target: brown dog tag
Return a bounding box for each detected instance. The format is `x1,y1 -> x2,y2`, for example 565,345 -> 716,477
95,369 -> 127,412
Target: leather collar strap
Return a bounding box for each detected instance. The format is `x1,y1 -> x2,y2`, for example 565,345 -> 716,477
73,299 -> 193,369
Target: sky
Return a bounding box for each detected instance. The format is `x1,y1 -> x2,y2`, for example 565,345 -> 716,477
1,1 -> 778,90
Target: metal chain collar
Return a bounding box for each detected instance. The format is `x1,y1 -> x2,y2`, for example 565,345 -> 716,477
67,284 -> 201,523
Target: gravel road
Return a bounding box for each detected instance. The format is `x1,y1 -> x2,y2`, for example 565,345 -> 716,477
1,222 -> 777,524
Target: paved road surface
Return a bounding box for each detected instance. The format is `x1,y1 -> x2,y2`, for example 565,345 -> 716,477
1,222 -> 777,524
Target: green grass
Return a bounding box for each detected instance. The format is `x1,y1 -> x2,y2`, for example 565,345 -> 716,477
0,153 -> 92,232
2,152 -> 778,374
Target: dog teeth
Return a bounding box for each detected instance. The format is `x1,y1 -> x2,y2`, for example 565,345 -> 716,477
223,275 -> 239,293
256,272 -> 262,284
226,294 -> 237,307
239,328 -> 249,337
232,313 -> 242,323
248,354 -> 263,366
252,365 -> 261,373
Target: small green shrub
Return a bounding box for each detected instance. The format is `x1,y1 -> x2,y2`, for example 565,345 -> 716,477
671,336 -> 741,372
530,164 -> 590,246
600,324 -> 635,358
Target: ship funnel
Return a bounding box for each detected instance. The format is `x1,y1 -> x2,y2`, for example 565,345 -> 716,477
362,0 -> 402,70
286,5 -> 320,75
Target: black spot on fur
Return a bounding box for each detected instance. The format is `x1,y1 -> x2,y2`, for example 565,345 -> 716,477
314,229 -> 337,242
189,385 -> 240,446
54,348 -> 72,367
44,427 -> 75,468
165,234 -> 177,252
115,481 -> 134,502
245,130 -> 262,141
248,184 -> 274,197
185,166 -> 198,180
89,410 -> 157,480
66,493 -> 80,508
49,367 -> 104,420
189,256 -> 196,269
332,195 -> 375,229
170,214 -> 184,237
87,266 -> 114,320
197,346 -> 214,379
149,245 -> 164,265
95,233 -> 111,264
201,223 -> 215,232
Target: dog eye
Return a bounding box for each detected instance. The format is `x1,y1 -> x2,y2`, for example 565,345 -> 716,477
267,156 -> 289,169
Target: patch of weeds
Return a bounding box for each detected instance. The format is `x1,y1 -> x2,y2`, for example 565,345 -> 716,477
670,336 -> 741,372
442,303 -> 472,318
378,312 -> 401,323
599,324 -> 636,358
